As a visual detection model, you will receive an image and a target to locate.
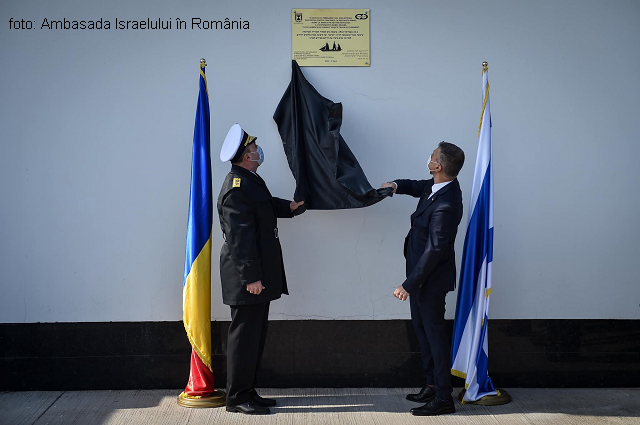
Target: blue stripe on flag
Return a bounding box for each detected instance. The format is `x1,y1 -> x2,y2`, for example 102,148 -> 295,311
183,72 -> 212,286
451,163 -> 492,357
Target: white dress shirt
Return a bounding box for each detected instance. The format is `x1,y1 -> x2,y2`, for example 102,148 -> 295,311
428,180 -> 452,199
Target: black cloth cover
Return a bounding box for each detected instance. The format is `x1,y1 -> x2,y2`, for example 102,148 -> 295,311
273,60 -> 393,210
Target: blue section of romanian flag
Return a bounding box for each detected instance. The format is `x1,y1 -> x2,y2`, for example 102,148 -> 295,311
184,66 -> 212,286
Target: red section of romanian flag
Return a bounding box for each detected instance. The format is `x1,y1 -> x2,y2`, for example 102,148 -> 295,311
184,348 -> 215,396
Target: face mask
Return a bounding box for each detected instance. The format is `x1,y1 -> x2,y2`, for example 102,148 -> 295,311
428,160 -> 440,174
248,145 -> 264,166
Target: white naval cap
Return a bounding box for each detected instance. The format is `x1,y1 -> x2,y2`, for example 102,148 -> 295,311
220,123 -> 256,162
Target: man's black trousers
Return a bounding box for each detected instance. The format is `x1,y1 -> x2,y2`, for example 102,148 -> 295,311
226,301 -> 270,406
409,291 -> 453,400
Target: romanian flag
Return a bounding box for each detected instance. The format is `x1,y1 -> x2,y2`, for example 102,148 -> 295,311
182,61 -> 214,396
450,62 -> 497,402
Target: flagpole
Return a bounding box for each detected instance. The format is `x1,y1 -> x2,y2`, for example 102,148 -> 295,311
450,61 -> 511,406
177,58 -> 226,408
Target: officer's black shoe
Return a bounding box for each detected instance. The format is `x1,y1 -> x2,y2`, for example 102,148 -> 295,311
410,397 -> 455,416
406,386 -> 436,403
252,394 -> 277,407
225,402 -> 270,415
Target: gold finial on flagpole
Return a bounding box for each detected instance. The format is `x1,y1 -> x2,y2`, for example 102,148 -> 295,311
482,61 -> 488,72
200,58 -> 207,67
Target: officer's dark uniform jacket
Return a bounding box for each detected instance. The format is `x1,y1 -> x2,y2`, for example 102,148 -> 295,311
395,178 -> 463,295
217,165 -> 293,306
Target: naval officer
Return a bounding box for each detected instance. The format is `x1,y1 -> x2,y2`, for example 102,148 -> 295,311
217,124 -> 304,415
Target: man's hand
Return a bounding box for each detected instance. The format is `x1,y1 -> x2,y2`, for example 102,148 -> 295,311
394,285 -> 409,301
290,200 -> 305,211
381,182 -> 397,194
246,281 -> 265,295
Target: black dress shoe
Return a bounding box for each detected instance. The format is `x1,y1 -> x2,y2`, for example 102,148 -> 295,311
410,397 -> 455,416
252,394 -> 276,407
406,386 -> 436,403
225,401 -> 270,415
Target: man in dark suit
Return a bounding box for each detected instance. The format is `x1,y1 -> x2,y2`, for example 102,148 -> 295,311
217,124 -> 304,415
381,141 -> 465,416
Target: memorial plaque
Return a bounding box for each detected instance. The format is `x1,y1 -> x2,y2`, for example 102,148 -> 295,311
292,9 -> 370,67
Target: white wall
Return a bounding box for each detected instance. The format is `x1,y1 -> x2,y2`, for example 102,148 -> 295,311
1,0 -> 638,322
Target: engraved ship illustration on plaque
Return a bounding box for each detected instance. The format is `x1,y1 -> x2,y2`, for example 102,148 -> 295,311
319,42 -> 342,51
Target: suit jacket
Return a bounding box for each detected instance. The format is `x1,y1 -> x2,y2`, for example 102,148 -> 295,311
217,165 -> 293,306
395,178 -> 463,294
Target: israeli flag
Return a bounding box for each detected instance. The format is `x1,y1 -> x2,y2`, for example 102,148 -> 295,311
451,63 -> 497,403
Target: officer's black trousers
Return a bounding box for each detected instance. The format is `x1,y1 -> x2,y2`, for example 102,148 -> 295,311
409,291 -> 453,400
226,301 -> 270,406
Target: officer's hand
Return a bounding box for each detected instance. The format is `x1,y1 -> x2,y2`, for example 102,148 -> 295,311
290,200 -> 305,211
247,281 -> 265,295
381,182 -> 397,194
394,285 -> 409,301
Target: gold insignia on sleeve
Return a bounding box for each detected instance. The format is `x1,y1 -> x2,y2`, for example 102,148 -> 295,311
232,178 -> 241,188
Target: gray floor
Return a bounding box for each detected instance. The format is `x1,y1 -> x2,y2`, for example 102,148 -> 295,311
1,388 -> 639,425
